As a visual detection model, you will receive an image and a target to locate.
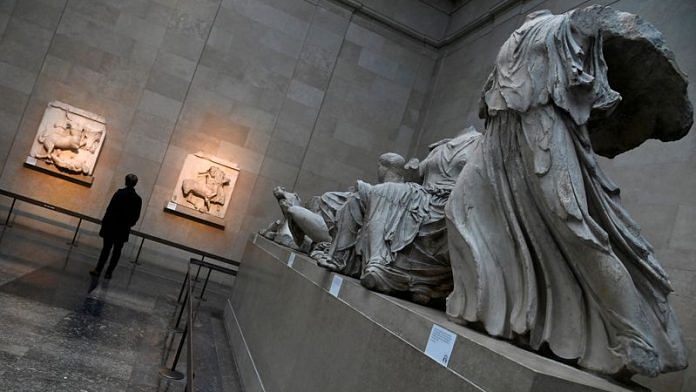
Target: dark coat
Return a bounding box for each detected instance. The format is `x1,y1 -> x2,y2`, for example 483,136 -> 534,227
99,187 -> 142,243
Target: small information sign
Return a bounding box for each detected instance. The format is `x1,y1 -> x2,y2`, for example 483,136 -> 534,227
166,201 -> 177,211
25,156 -> 37,166
287,252 -> 296,268
329,275 -> 343,297
425,324 -> 457,367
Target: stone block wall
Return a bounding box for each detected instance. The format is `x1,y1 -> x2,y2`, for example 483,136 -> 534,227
0,0 -> 437,262
0,1 -> 693,390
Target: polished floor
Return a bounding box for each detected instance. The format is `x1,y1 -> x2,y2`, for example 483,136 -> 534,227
0,222 -> 241,391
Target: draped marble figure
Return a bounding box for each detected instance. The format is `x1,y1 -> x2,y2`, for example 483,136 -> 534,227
258,5 -> 691,380
317,129 -> 480,303
445,6 -> 690,378
259,152 -> 408,253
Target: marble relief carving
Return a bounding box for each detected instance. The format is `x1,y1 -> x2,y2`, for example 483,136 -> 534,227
444,6 -> 691,378
170,152 -> 240,219
259,6 -> 691,380
28,101 -> 106,178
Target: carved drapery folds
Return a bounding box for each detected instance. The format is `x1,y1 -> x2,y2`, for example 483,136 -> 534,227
447,6 -> 689,378
259,6 -> 691,379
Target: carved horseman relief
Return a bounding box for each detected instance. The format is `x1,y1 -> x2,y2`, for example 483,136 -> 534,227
182,165 -> 231,214
168,152 -> 240,228
27,101 -> 106,185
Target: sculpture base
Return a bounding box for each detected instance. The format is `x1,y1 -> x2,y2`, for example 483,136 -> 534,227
24,156 -> 94,187
224,236 -> 640,392
163,202 -> 225,229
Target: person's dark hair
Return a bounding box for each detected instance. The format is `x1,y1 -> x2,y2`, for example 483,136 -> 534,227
125,173 -> 138,188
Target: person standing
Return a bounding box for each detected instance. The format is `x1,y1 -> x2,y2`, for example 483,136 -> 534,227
90,174 -> 142,279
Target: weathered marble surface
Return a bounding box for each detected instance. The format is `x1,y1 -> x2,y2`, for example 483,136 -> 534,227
445,6 -> 690,379
257,4 -> 691,381
28,101 -> 106,177
170,152 -> 240,219
260,145 -> 476,304
260,152 -> 409,251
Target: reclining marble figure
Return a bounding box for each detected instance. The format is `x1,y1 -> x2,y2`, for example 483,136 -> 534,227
259,5 -> 690,379
314,129 -> 481,304
444,6 -> 690,379
259,152 -> 407,253
262,132 -> 482,304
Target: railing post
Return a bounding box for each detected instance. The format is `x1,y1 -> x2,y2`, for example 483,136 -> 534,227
159,322 -> 187,380
193,262 -> 203,282
3,198 -> 16,227
196,268 -> 212,302
174,290 -> 188,332
177,268 -> 190,304
68,218 -> 82,247
130,237 -> 145,265
186,260 -> 195,392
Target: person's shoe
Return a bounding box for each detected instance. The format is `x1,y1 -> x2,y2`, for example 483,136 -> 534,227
104,272 -> 112,280
89,269 -> 100,277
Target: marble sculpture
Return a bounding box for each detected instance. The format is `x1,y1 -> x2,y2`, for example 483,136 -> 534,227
170,152 -> 240,218
445,5 -> 691,379
260,6 -> 691,379
29,101 -> 106,176
260,152 -> 408,254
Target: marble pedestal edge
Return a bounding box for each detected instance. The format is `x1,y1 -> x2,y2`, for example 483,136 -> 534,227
224,299 -> 266,392
223,237 -> 640,392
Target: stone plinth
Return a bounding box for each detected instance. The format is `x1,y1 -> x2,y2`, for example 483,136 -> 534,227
224,237 -> 638,392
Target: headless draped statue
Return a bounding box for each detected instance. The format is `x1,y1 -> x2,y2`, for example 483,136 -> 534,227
316,129 -> 480,304
445,6 -> 690,378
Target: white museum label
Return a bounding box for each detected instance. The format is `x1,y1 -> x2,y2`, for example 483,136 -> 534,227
287,252 -> 295,268
25,156 -> 37,166
425,324 -> 457,367
253,234 -> 258,244
329,275 -> 343,297
166,202 -> 177,211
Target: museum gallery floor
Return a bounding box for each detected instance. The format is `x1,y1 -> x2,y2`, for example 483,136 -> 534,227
0,225 -> 241,391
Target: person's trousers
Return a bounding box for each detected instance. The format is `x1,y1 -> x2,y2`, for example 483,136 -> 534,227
95,236 -> 125,275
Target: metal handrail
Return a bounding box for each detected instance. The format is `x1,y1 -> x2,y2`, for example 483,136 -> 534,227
0,189 -> 242,390
176,258 -> 237,306
186,260 -> 194,392
159,260 -> 197,390
0,188 -> 240,267
162,255 -> 239,389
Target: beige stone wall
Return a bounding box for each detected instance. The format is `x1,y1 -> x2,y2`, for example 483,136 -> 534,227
0,0 -> 436,263
417,1 -> 696,391
0,1 -> 692,389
